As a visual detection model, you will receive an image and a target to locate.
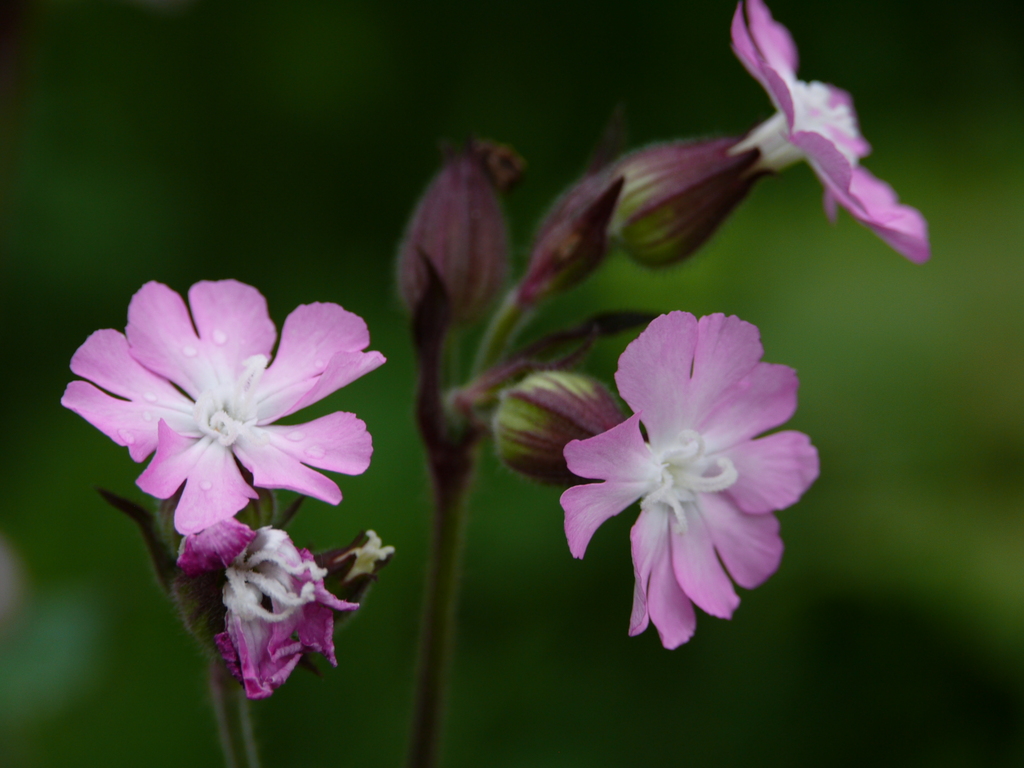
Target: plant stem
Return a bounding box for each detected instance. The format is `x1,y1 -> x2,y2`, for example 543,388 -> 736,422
209,661 -> 261,768
471,290 -> 526,376
407,436 -> 477,768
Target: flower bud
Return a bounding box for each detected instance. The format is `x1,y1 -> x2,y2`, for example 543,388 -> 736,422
610,138 -> 760,267
516,172 -> 624,307
494,372 -> 626,485
398,139 -> 511,323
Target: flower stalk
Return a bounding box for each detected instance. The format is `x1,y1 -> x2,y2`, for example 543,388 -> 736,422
407,255 -> 483,768
209,660 -> 261,768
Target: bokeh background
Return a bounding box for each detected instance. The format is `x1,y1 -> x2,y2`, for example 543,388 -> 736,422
1,0 -> 1023,765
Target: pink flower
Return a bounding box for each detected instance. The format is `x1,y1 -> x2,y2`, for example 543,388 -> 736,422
61,280 -> 385,534
730,0 -> 930,263
214,526 -> 358,699
560,312 -> 818,648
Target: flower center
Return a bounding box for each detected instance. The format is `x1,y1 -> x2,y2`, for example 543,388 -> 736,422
193,355 -> 269,447
641,430 -> 738,533
790,80 -> 862,164
222,528 -> 328,624
731,80 -> 864,173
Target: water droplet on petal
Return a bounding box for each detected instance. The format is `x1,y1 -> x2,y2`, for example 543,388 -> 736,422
200,480 -> 212,491
286,431 -> 305,442
305,446 -> 326,460
143,392 -> 158,403
118,429 -> 135,445
314,359 -> 326,369
182,345 -> 198,358
142,411 -> 153,422
212,330 -> 227,345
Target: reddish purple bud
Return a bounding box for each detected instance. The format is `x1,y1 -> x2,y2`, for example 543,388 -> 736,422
398,139 -> 511,323
610,138 -> 760,267
494,372 -> 626,485
516,172 -> 624,307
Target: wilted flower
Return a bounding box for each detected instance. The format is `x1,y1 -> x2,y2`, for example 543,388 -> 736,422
62,280 -> 384,534
494,371 -> 626,485
397,139 -> 512,322
214,526 -> 358,699
560,312 -> 818,648
730,0 -> 929,263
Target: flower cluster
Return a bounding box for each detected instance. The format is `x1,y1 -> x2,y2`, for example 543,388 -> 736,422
63,280 -> 392,698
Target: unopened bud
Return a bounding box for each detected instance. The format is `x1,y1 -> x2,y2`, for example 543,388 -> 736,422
398,139 -> 510,323
516,172 -> 624,307
494,372 -> 626,485
610,138 -> 760,267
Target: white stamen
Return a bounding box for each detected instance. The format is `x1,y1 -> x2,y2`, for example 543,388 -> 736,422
192,355 -> 270,447
641,428 -> 739,535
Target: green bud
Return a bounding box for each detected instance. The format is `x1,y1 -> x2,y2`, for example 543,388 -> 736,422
494,372 -> 625,485
611,138 -> 759,266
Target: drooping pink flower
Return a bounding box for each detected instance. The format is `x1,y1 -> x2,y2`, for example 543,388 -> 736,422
61,280 -> 385,534
730,0 -> 930,263
214,526 -> 358,699
560,312 -> 818,648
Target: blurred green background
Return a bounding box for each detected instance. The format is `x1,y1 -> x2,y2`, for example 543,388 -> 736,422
1,0 -> 1022,765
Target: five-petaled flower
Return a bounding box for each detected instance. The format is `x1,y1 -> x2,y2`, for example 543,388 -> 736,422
61,280 -> 385,534
560,312 -> 819,648
214,525 -> 358,699
730,0 -> 930,263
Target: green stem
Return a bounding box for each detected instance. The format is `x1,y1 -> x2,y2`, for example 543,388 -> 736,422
209,661 -> 261,768
406,441 -> 477,768
471,290 -> 527,376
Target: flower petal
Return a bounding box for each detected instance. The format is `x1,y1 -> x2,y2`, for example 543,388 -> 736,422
126,281 -> 216,397
266,350 -> 386,422
731,1 -> 796,122
62,381 -> 179,462
69,329 -> 194,411
831,166 -> 931,264
634,508 -> 697,648
176,444 -> 258,535
725,430 -> 819,514
730,1 -> 769,89
177,518 -> 258,576
256,303 -> 385,420
791,130 -> 854,199
563,413 -> 658,483
233,440 -> 343,506
700,362 -> 799,453
615,311 -> 699,452
744,0 -> 799,77
686,313 -> 766,428
700,493 -> 783,589
136,421 -> 257,533
561,479 -> 648,559
62,330 -> 196,461
628,506 -> 665,638
218,616 -> 300,700
671,505 -> 740,619
136,420 -> 206,498
187,280 -> 277,384
261,412 -> 373,476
